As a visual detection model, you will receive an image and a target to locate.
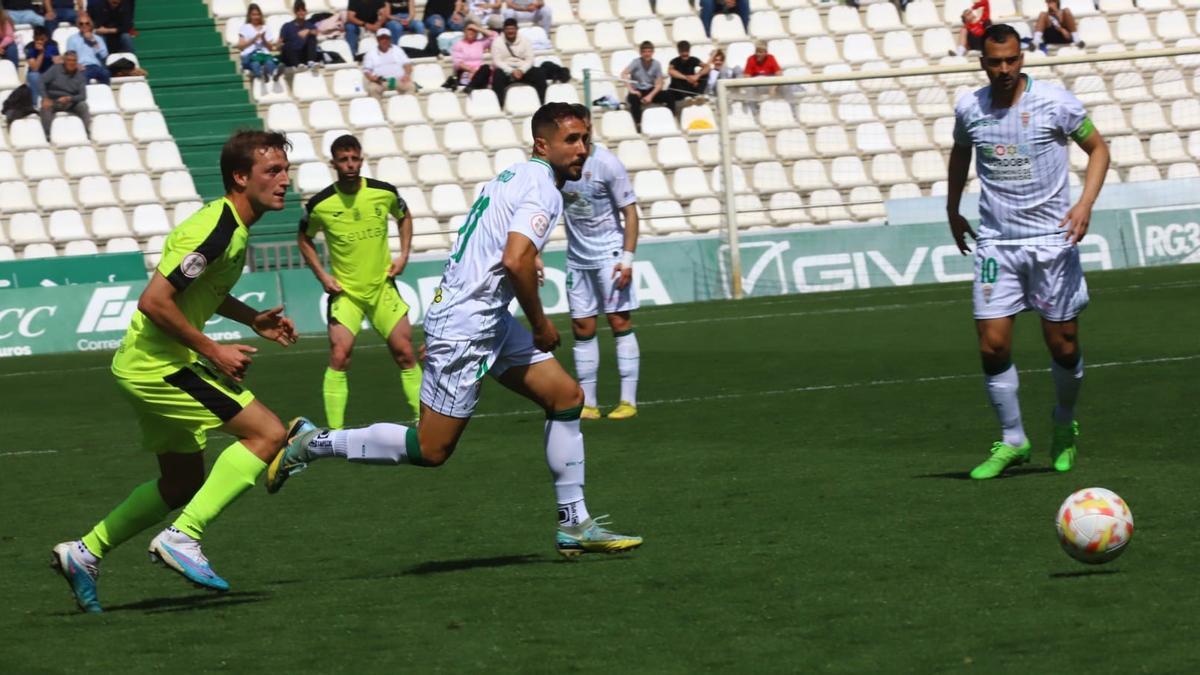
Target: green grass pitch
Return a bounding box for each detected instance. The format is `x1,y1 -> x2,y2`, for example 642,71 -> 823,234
1,264 -> 1197,673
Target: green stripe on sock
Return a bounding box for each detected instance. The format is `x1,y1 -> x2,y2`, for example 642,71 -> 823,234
573,333 -> 596,342
548,405 -> 583,421
405,426 -> 435,467
612,328 -> 635,338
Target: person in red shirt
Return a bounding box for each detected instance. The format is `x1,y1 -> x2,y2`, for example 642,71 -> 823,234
743,41 -> 780,78
951,0 -> 990,56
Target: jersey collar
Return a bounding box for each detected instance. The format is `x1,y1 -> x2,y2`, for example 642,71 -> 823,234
530,157 -> 554,178
221,197 -> 249,229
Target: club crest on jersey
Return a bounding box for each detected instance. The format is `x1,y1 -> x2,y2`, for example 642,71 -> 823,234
181,252 -> 207,278
531,212 -> 550,237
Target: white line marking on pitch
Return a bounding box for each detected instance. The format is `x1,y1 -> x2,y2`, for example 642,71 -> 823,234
0,449 -> 59,458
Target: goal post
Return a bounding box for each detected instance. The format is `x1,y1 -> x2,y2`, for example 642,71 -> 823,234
715,45 -> 1200,300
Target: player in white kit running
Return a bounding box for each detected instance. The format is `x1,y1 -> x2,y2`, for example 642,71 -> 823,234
561,104 -> 642,421
946,24 -> 1110,480
266,103 -> 643,557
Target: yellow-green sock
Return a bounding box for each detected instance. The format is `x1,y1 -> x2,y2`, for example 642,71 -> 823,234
172,442 -> 266,540
324,367 -> 348,429
80,479 -> 171,559
400,364 -> 423,420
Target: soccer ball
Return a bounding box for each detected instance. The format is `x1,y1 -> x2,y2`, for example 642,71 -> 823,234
1055,487 -> 1134,564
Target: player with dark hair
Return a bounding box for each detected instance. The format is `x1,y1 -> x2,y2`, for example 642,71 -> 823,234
51,130 -> 299,612
296,133 -> 421,429
268,103 -> 643,557
946,24 -> 1109,480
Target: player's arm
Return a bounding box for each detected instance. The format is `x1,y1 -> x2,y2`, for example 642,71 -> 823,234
502,232 -> 559,352
217,295 -> 298,348
137,274 -> 258,382
1062,124 -> 1109,245
297,214 -> 342,294
388,211 -> 413,277
945,141 -> 976,255
611,160 -> 641,289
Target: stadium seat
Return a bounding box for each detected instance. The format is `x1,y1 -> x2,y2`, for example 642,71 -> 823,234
7,213 -> 47,244
266,103 -> 305,132
734,193 -> 770,226
871,153 -> 911,184
361,127 -> 400,157
173,201 -> 203,226
749,11 -> 787,40
1126,165 -> 1162,182
118,81 -> 157,112
376,156 -> 416,187
9,118 -> 48,150
815,125 -> 852,156
544,83 -> 580,105
332,69 -> 367,99
347,97 -> 386,129
0,152 -> 17,181
635,170 -> 673,201
1171,99 -> 1200,130
118,173 -> 158,205
211,0 -> 246,18
617,139 -> 656,171
831,156 -> 870,188
297,162 -> 334,194
417,154 -> 456,185
842,33 -> 881,65
654,136 -> 695,169
679,104 -> 717,135
0,60 -> 18,89
48,210 -> 88,243
481,119 -> 522,149
131,204 -> 171,237
787,8 -> 823,38
23,242 -> 58,259
867,3 -> 904,32
442,121 -> 482,154
424,92 -> 464,123
764,191 -> 804,225
735,132 -> 773,162
554,23 -> 591,53
84,83 -> 118,115
1150,69 -> 1190,100
791,159 -> 831,191
808,189 -> 850,222
90,206 -> 132,239
1155,11 -> 1193,42
710,14 -> 748,42
752,161 -> 792,193
855,122 -> 895,154
104,237 -> 140,254
599,111 -> 639,142
765,38 -> 801,69
1167,162 -> 1200,179
400,124 -> 438,155
463,89 -> 502,121
1061,0 -> 1098,17
882,30 -> 920,62
430,184 -> 469,217
22,149 -> 61,180
1099,0 -> 1137,14
578,0 -> 615,22
904,1 -> 942,29
640,107 -> 679,138
411,64 -> 447,91
914,87 -> 952,118
48,116 -> 88,148
671,15 -> 708,45
633,17 -> 672,46
890,119 -> 931,152
877,90 -> 916,121
292,70 -> 332,101
104,143 -> 144,175
1131,101 -> 1170,133
647,200 -> 689,235
849,186 -> 886,220
1111,72 -> 1151,103
453,151 -> 492,183
160,171 -> 200,202
132,112 -> 171,143
758,99 -> 797,130
77,176 -> 118,208
504,86 -> 542,116
36,178 -> 75,210
1149,133 -> 1188,163
146,141 -> 186,172
670,167 -> 707,199
62,239 -> 98,256
827,5 -> 864,34
492,148 -> 527,174
285,132 -> 318,164
1088,104 -> 1127,137
695,134 -> 721,164
307,100 -> 347,131
910,150 -> 948,182
804,36 -> 841,67
382,96 -> 422,126
1072,75 -> 1111,104
798,97 -> 837,127
1078,17 -> 1116,45
921,28 -> 956,58
774,128 -> 813,159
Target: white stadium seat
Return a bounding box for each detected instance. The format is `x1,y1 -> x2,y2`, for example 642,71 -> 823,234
77,176 -> 118,208
104,143 -> 145,175
7,213 -> 48,244
118,173 -> 158,205
63,146 -> 102,178
132,204 -> 172,236
48,210 -> 88,242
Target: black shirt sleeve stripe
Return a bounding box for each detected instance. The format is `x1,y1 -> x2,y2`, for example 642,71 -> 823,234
364,177 -> 399,197
305,184 -> 338,214
165,203 -> 240,291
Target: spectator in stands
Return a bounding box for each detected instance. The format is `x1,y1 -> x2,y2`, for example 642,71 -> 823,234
951,0 -> 989,56
668,40 -> 708,106
743,40 -> 780,78
622,40 -> 673,132
346,0 -> 387,59
700,0 -> 749,37
467,0 -> 505,30
449,22 -> 494,91
88,0 -> 135,54
423,0 -> 469,44
25,26 -> 62,106
703,48 -> 737,96
1,0 -> 44,28
0,8 -> 17,68
503,0 -> 551,33
47,1 -> 86,33
385,1 -> 427,37
280,1 -> 322,70
490,17 -> 543,106
38,50 -> 90,135
67,14 -> 110,84
239,3 -> 282,96
1033,0 -> 1084,53
363,27 -> 415,96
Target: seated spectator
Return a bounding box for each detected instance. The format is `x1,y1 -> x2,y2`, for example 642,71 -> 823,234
704,48 -> 737,96
668,40 -> 708,106
346,0 -> 387,59
622,40 -> 673,132
0,8 -> 17,68
46,1 -> 85,33
450,22 -> 494,91
280,1 -> 322,70
1033,0 -> 1084,52
503,0 -> 551,33
66,14 -> 110,83
238,3 -> 282,96
38,50 -> 90,136
25,26 -> 61,106
2,0 -> 44,28
363,27 -> 415,96
467,0 -> 505,30
490,17 -> 543,106
424,0 -> 468,43
951,0 -> 989,56
385,0 -> 426,37
88,0 -> 135,54
700,0 -> 749,37
743,41 -> 780,78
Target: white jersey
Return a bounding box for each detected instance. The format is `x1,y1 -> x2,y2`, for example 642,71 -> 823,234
561,145 -> 637,269
953,76 -> 1092,246
423,159 -> 563,340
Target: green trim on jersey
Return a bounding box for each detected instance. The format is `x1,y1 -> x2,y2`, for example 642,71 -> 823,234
302,177 -> 407,299
112,198 -> 249,378
1070,117 -> 1096,143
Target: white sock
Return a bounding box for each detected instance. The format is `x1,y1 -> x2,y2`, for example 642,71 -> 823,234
1033,31 -> 1043,47
1050,355 -> 1084,425
308,423 -> 418,465
955,45 -> 966,56
545,411 -> 589,525
75,541 -> 99,566
573,335 -> 599,407
615,330 -> 640,406
985,364 -> 1027,448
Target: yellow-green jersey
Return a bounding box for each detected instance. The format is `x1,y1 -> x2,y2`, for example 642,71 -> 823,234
112,198 -> 249,378
300,178 -> 407,298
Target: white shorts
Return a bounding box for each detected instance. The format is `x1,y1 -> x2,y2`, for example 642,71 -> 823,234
972,244 -> 1089,321
566,264 -> 639,319
419,312 -> 555,418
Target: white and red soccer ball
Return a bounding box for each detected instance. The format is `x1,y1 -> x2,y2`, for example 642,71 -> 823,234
1055,487 -> 1134,564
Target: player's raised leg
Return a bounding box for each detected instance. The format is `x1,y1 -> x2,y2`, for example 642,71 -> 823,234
970,316 -> 1032,480
324,319 -> 356,429
606,310 -> 639,420
571,314 -> 601,419
1043,317 -> 1083,472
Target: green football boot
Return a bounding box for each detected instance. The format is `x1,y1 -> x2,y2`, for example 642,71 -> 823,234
969,440 -> 1032,480
1050,420 -> 1079,473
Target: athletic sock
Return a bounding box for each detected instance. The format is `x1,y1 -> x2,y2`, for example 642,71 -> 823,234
400,365 -> 423,420
323,367 -> 349,429
573,334 -> 599,407
80,479 -> 171,559
985,363 -> 1027,448
955,45 -> 966,56
1050,354 -> 1084,425
172,442 -> 266,540
1033,31 -> 1044,47
546,406 -> 590,526
614,329 -> 640,406
309,423 -> 426,465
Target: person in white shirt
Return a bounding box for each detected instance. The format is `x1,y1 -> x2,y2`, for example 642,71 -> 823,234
237,3 -> 283,96
362,27 -> 415,96
268,103 -> 644,559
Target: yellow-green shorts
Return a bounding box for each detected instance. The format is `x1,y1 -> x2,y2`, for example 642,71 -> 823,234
327,282 -> 411,339
114,361 -> 256,454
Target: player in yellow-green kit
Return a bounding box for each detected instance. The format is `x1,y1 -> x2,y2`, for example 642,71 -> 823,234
296,134 -> 421,427
50,131 -> 299,613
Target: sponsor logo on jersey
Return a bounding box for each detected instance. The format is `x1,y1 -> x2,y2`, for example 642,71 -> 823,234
181,252 -> 207,279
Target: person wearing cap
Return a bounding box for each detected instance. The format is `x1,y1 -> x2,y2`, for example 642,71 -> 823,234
490,16 -> 543,106
362,27 -> 415,97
